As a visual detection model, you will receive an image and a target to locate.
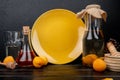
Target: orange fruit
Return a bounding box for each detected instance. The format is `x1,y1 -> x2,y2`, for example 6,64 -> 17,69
82,56 -> 93,66
102,78 -> 113,80
3,56 -> 15,64
89,54 -> 98,61
33,57 -> 43,68
33,56 -> 48,68
93,58 -> 106,72
40,56 -> 48,65
82,54 -> 98,66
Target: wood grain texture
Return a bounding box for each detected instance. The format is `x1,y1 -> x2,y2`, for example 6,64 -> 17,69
0,64 -> 119,80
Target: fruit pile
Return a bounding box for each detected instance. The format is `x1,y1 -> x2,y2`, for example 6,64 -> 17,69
82,54 -> 106,72
82,38 -> 120,72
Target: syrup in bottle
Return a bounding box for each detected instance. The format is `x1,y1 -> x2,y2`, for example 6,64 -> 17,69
16,26 -> 36,67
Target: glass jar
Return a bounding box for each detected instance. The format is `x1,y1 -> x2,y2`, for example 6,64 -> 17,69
77,4 -> 107,67
83,14 -> 104,57
5,31 -> 21,59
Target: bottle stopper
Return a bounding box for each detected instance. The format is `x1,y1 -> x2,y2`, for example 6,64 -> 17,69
23,26 -> 30,35
77,4 -> 107,21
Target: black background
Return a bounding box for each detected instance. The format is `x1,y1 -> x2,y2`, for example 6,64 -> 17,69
0,0 -> 120,62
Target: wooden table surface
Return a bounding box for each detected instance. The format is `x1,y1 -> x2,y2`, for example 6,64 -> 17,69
0,64 -> 120,80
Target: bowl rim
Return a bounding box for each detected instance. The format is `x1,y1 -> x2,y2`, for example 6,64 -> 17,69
104,53 -> 120,59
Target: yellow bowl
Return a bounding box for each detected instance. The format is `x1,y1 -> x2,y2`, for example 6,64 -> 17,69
31,9 -> 85,64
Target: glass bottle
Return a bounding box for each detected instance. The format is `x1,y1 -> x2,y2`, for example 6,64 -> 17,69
16,26 -> 36,67
83,14 -> 104,57
77,4 -> 107,58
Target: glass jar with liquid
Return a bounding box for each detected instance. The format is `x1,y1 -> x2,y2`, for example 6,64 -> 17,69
16,26 -> 36,67
77,4 -> 107,66
83,14 -> 104,57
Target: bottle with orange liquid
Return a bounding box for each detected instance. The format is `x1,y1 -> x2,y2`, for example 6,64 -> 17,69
16,26 -> 36,67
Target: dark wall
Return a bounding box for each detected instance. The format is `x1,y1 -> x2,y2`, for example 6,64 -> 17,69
0,0 -> 120,61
